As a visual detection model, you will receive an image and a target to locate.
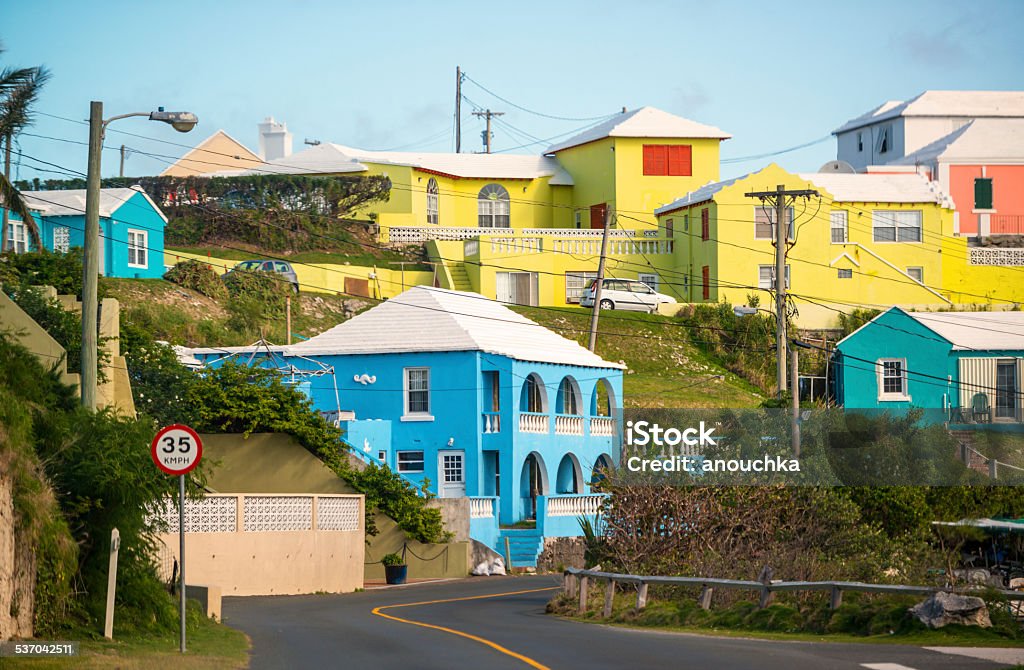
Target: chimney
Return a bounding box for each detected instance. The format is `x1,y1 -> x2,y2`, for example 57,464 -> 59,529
258,116 -> 293,161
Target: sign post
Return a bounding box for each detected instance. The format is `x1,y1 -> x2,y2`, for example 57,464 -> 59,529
150,424 -> 203,654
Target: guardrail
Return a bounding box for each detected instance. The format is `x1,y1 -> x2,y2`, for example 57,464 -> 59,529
562,567 -> 1024,618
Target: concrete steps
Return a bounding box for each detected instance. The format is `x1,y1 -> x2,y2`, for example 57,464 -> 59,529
498,528 -> 543,568
447,263 -> 472,291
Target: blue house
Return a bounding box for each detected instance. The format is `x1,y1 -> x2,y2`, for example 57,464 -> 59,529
186,287 -> 625,565
834,307 -> 1024,428
4,187 -> 168,278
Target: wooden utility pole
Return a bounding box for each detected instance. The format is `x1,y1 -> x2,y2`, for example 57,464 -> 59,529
472,109 -> 504,153
455,67 -> 462,153
744,185 -> 817,398
587,207 -> 612,352
119,145 -> 127,177
285,295 -> 292,346
1,134 -> 10,251
791,347 -> 800,457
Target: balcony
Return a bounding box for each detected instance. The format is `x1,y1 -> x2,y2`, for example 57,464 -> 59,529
991,214 -> 1024,235
554,414 -> 584,435
519,412 -> 549,434
482,412 -> 501,434
590,416 -> 616,436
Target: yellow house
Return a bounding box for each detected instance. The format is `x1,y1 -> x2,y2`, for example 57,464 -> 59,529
654,163 -> 1024,328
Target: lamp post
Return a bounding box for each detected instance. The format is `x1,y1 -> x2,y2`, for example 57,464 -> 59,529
81,103 -> 197,409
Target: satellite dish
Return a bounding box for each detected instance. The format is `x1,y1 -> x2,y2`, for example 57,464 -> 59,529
818,160 -> 856,174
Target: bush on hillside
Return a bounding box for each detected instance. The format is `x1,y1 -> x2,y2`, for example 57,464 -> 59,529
0,249 -> 83,296
163,259 -> 227,299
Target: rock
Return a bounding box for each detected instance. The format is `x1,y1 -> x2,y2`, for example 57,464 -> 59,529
910,591 -> 992,629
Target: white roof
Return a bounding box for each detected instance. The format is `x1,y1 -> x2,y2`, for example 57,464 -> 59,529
654,172 -> 751,214
834,91 -> 1024,134
546,106 -> 731,154
800,172 -> 949,205
906,310 -> 1024,351
210,142 -> 574,184
289,286 -> 624,369
893,119 -> 1024,165
21,186 -> 168,223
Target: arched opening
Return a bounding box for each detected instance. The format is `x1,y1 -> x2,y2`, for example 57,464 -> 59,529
520,373 -> 548,413
426,177 -> 439,225
478,183 -> 510,228
590,378 -> 617,416
591,453 -> 614,489
556,376 -> 583,415
519,452 -> 549,519
556,453 -> 583,494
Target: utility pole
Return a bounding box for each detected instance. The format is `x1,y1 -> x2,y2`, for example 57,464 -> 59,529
472,109 -> 504,153
82,101 -> 104,410
587,207 -> 612,352
119,145 -> 127,177
1,134 -> 10,252
791,347 -> 800,457
455,67 -> 462,153
744,184 -> 817,399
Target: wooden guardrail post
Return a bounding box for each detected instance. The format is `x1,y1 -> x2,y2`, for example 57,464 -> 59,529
578,575 -> 589,614
698,584 -> 714,610
564,572 -> 577,598
830,586 -> 843,610
603,579 -> 615,618
757,565 -> 775,609
636,582 -> 649,611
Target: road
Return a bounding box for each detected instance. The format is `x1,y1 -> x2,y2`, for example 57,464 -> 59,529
222,575 -> 1017,670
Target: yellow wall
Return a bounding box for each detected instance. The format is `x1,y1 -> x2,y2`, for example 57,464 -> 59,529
552,138 -> 617,228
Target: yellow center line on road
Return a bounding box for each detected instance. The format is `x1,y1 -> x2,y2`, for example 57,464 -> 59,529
371,586 -> 560,670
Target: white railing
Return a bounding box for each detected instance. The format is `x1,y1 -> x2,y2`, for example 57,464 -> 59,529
550,237 -> 673,256
469,497 -> 496,518
464,239 -> 480,257
482,412 -> 501,434
519,412 -> 549,434
490,236 -> 542,255
148,494 -> 361,534
546,494 -> 606,517
555,414 -> 584,435
590,416 -> 616,436
969,247 -> 1024,266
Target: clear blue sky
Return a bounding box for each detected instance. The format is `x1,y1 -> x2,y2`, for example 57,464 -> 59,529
6,0 -> 1024,182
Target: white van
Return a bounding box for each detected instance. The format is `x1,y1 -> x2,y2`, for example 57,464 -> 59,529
579,278 -> 677,313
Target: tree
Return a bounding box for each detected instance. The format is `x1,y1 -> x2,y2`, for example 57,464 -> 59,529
0,44 -> 50,251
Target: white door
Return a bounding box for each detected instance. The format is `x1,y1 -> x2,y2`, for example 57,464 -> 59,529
438,450 -> 466,498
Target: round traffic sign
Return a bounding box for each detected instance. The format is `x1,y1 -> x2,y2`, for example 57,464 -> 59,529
151,424 -> 203,475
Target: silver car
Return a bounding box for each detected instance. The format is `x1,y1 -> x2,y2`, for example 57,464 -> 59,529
225,259 -> 300,293
580,278 -> 676,313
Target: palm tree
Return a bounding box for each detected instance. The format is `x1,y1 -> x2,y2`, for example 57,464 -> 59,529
0,45 -> 50,251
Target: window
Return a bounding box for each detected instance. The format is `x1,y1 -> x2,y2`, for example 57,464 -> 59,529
642,144 -> 692,176
665,219 -> 674,238
127,229 -> 148,267
877,358 -> 909,401
857,131 -> 863,152
4,221 -> 27,253
701,209 -> 709,241
523,374 -> 546,413
404,367 -> 431,417
758,265 -> 791,290
995,360 -> 1018,419
906,267 -> 924,283
574,210 -> 582,229
830,210 -> 848,243
701,265 -> 710,300
426,177 -> 439,224
837,268 -> 853,279
396,451 -> 425,473
682,213 -> 689,232
876,124 -> 893,154
754,206 -> 795,240
497,271 -> 538,306
638,273 -> 659,292
974,178 -> 993,210
53,226 -> 70,253
274,261 -> 290,272
565,271 -> 598,304
477,183 -> 510,227
558,378 -> 581,415
872,210 -> 921,242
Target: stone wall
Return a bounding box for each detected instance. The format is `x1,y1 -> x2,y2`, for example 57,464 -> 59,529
0,473 -> 35,641
536,537 -> 586,574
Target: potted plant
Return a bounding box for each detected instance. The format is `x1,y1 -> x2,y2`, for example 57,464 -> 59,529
381,552 -> 407,585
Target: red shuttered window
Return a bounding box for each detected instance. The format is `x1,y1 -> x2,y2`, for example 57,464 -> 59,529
667,145 -> 692,176
643,144 -> 692,176
702,266 -> 710,300
701,208 -> 710,241
643,145 -> 667,175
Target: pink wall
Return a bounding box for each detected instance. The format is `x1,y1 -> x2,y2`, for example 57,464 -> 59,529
949,164 -> 1024,235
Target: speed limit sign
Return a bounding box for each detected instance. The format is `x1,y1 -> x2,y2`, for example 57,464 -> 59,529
150,424 -> 203,475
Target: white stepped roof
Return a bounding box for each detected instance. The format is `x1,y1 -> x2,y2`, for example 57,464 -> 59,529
834,90 -> 1024,134
799,172 -> 949,205
209,143 -> 368,177
906,310 -> 1024,351
546,106 -> 730,154
21,186 -> 167,222
893,119 -> 1024,164
289,286 -> 624,369
654,172 -> 751,214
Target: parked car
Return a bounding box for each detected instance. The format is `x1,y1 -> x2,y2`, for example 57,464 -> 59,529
580,278 -> 676,313
223,259 -> 300,293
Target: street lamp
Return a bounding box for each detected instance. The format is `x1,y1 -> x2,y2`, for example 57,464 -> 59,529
81,101 -> 198,409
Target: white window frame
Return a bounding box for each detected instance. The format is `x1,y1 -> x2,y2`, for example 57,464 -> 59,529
875,124 -> 893,154
754,206 -> 794,241
877,358 -> 910,402
757,265 -> 790,290
53,226 -> 70,253
574,210 -> 582,229
638,273 -> 659,292
426,177 -> 439,225
127,229 -> 148,268
565,271 -> 597,304
872,210 -> 922,243
5,220 -> 28,254
906,267 -> 924,283
396,450 -> 425,473
830,210 -> 848,244
402,367 -> 433,421
477,183 -> 510,228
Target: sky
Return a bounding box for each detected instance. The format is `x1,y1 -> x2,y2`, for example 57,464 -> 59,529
5,0 -> 1024,183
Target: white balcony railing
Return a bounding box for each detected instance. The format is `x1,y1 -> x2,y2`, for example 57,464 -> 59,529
555,414 -> 584,435
490,236 -> 542,255
469,497 -> 496,519
482,412 -> 501,434
519,412 -> 549,434
590,416 -> 616,436
546,494 -> 606,517
389,226 -> 503,243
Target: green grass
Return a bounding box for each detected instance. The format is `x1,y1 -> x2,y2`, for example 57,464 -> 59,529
512,305 -> 765,408
167,246 -> 430,270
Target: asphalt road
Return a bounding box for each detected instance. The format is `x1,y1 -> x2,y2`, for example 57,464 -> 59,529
222,575 -> 1015,670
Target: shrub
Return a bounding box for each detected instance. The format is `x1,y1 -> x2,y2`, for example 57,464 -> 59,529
0,249 -> 83,296
163,259 -> 227,299
381,553 -> 405,567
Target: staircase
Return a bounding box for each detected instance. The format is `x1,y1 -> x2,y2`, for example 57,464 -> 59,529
447,262 -> 472,292
498,528 -> 544,568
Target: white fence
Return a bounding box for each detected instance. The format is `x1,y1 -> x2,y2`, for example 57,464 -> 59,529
590,417 -> 616,436
520,412 -> 549,434
469,497 -> 496,518
148,494 -> 361,533
546,494 -> 606,517
555,415 -> 585,435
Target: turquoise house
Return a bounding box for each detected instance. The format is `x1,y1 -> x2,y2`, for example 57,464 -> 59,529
5,187 -> 167,278
834,307 -> 1024,427
185,287 -> 624,565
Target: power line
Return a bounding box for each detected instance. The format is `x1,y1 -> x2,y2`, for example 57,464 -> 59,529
461,74 -> 619,122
